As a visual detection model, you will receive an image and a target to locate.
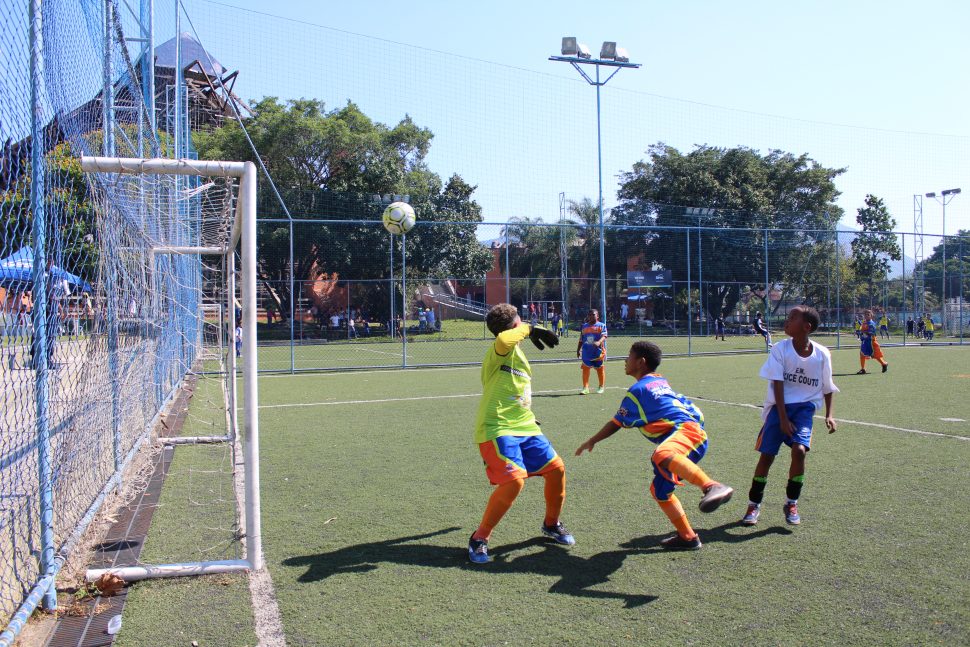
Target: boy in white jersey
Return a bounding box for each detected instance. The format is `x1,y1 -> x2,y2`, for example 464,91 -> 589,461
741,306 -> 838,527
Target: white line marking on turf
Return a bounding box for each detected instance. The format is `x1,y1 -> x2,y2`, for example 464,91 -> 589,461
260,386 -> 594,409
940,417 -> 966,422
691,396 -> 969,441
261,386 -> 969,441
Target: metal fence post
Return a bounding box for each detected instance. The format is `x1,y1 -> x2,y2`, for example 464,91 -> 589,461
902,233 -> 907,345
401,233 -> 408,368
835,229 -> 841,350
289,220 -> 295,373
686,229 -> 692,356
29,0 -> 56,612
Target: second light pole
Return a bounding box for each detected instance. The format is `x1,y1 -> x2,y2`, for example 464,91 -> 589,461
925,187 -> 961,329
551,38 -> 640,322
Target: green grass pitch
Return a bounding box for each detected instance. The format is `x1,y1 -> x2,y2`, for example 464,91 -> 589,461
120,343 -> 970,645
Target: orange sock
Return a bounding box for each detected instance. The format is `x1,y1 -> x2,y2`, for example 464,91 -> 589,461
657,495 -> 696,540
581,366 -> 591,388
665,455 -> 715,490
595,366 -> 605,388
542,465 -> 566,526
474,479 -> 524,541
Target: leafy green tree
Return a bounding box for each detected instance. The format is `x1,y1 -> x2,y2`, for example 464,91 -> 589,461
194,98 -> 489,317
613,144 -> 845,318
850,194 -> 901,308
1,142 -> 97,282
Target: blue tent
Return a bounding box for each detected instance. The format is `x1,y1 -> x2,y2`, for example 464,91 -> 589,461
0,247 -> 93,293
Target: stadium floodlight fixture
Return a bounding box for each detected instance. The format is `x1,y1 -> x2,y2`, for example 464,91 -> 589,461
925,192 -> 937,198
942,188 -> 961,196
549,39 -> 640,322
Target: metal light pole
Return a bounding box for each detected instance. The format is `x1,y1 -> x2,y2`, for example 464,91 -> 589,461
925,188 -> 961,330
551,38 -> 640,323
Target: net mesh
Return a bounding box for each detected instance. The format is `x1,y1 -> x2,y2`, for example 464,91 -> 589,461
1,0 -> 244,632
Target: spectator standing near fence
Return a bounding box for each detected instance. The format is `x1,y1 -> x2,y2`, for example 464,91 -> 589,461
714,315 -> 725,341
426,306 -> 436,331
418,307 -> 427,332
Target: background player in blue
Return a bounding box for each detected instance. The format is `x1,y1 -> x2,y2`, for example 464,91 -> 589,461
576,309 -> 607,394
741,305 -> 838,527
575,341 -> 734,550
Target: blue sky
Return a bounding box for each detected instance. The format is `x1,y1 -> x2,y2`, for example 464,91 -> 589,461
177,0 -> 969,237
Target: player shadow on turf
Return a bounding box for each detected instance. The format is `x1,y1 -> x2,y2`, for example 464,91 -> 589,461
487,538 -> 656,608
619,520 -> 792,551
281,527 -> 655,608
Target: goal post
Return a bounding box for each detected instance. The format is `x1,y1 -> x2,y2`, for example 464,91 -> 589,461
78,156 -> 262,578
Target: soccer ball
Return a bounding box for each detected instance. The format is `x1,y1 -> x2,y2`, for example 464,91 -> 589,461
382,202 -> 416,235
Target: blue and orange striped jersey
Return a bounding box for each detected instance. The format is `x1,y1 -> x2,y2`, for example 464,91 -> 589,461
612,373 -> 704,443
580,322 -> 607,363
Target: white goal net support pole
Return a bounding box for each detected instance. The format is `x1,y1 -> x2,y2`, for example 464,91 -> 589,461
78,157 -> 262,579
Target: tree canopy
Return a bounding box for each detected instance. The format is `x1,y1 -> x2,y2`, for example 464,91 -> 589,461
613,143 -> 846,317
194,98 -> 491,317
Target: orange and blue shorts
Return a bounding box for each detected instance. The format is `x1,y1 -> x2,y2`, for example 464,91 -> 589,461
479,434 -> 562,486
649,421 -> 708,502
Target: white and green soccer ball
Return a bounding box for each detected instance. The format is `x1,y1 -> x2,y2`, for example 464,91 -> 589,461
382,201 -> 416,235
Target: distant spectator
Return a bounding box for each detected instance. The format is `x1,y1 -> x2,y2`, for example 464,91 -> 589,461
714,316 -> 725,341
359,317 -> 370,336
330,313 -> 340,329
916,316 -> 925,339
620,303 -> 629,321
235,324 -> 242,357
426,306 -> 436,332
906,317 -> 914,336
418,307 -> 427,332
348,316 -> 358,339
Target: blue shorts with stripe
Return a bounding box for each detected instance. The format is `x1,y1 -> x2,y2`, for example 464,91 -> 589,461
756,402 -> 815,455
480,434 -> 560,485
649,422 -> 708,502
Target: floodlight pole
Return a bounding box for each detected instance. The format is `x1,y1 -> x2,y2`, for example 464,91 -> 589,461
926,188 -> 961,330
550,51 -> 639,324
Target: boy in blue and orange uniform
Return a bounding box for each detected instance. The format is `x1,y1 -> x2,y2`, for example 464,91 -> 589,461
575,341 -> 734,550
577,309 -> 607,394
468,303 -> 574,564
858,308 -> 888,374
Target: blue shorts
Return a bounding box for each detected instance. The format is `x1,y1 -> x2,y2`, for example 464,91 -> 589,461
756,402 -> 815,455
480,434 -> 561,485
581,349 -> 605,368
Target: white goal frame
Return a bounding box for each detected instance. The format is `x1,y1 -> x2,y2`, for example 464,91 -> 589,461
78,156 -> 262,579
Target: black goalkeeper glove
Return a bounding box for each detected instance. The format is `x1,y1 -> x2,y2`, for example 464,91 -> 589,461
529,325 -> 560,351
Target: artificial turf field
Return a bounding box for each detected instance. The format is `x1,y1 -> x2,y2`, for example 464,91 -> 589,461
118,343 -> 969,646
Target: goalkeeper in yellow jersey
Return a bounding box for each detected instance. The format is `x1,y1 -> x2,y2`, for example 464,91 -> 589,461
468,303 -> 573,564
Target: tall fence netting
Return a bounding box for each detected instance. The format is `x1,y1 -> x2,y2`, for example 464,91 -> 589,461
1,0 -> 240,635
